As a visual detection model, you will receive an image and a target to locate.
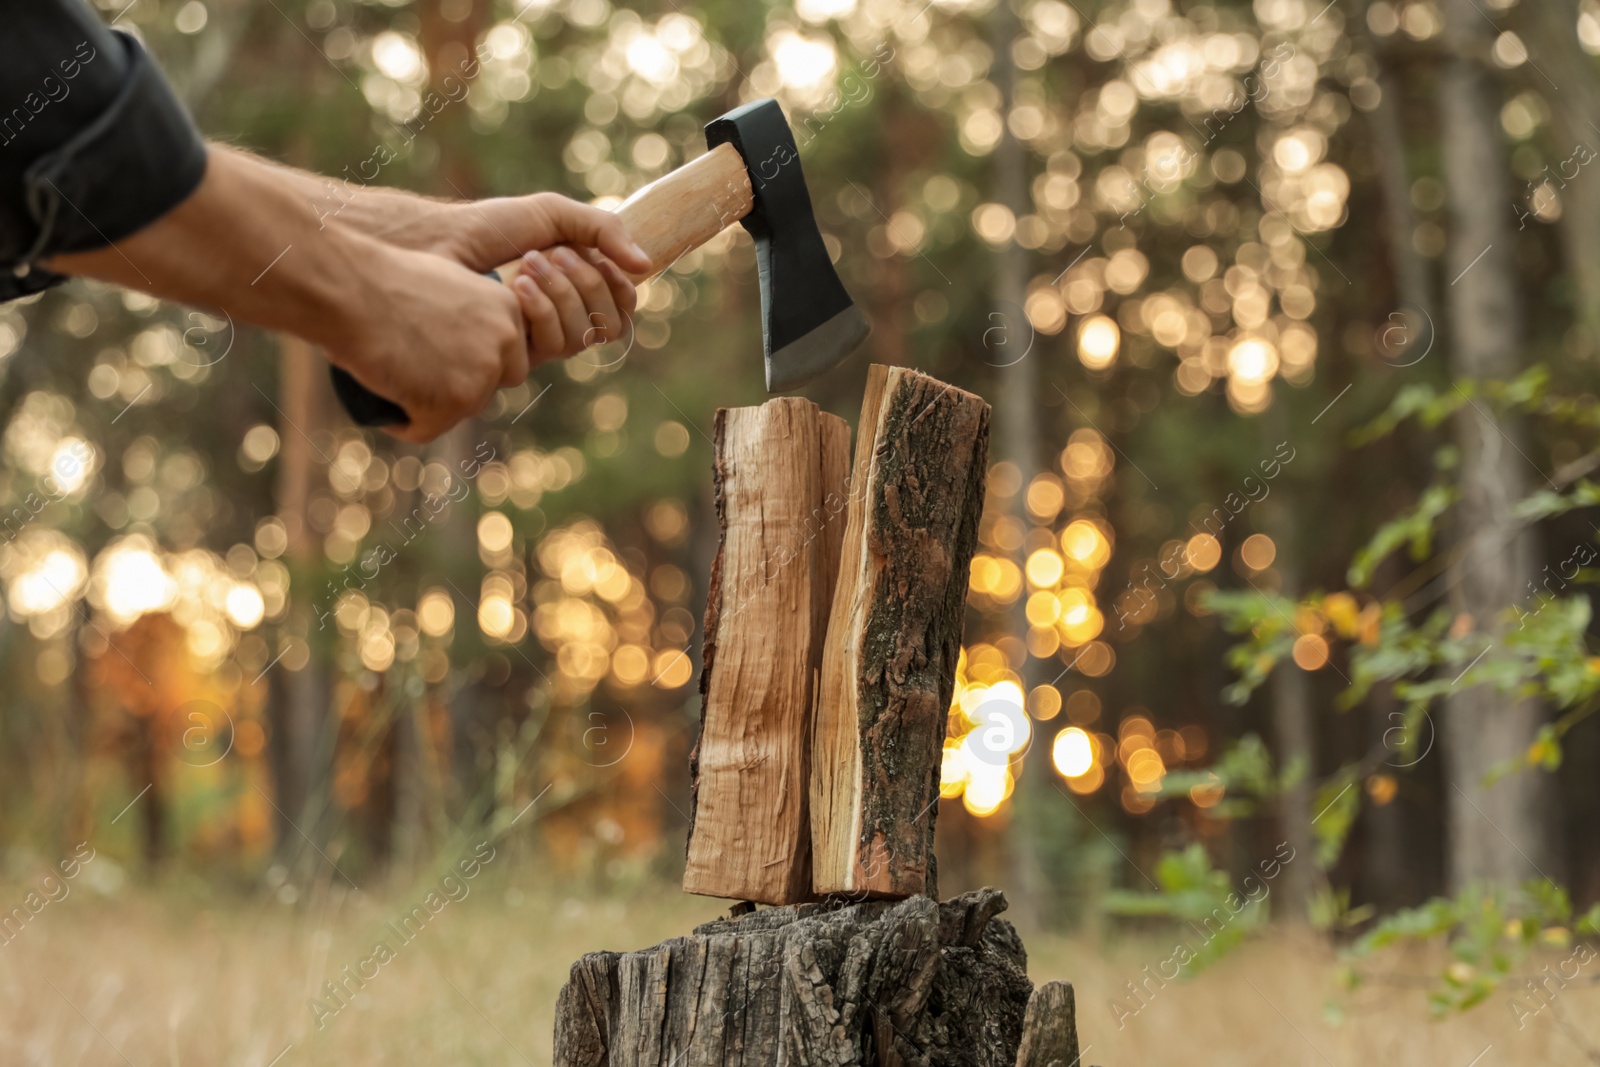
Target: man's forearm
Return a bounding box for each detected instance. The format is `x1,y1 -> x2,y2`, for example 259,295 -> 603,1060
216,144 -> 458,253
45,145 -> 381,356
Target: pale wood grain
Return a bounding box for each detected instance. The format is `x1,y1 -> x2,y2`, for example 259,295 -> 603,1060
683,397 -> 850,905
490,142 -> 752,283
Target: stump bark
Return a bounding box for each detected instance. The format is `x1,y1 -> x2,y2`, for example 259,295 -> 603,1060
551,888 -> 1084,1067
1013,981 -> 1080,1067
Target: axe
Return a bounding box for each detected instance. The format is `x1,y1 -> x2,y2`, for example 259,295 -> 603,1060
333,98 -> 870,427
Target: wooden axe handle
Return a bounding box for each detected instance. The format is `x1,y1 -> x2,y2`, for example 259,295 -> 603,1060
490,141 -> 753,285
332,143 -> 754,427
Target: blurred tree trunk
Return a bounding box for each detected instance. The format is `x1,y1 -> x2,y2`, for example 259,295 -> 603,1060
869,86 -> 913,370
408,0 -> 493,858
990,2 -> 1047,927
1363,686 -> 1410,906
1518,1 -> 1600,348
392,695 -> 425,875
1365,49 -> 1436,342
420,0 -> 489,200
1265,494 -> 1316,919
62,631 -> 94,849
1362,45 -> 1441,912
1438,0 -> 1557,890
268,334 -> 333,868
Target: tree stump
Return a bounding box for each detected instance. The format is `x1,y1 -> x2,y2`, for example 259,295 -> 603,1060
551,888 -> 1085,1067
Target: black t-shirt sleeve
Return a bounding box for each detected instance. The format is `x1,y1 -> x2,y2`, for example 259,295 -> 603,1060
0,0 -> 208,301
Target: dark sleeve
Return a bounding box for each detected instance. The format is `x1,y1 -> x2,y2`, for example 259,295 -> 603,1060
0,0 -> 209,301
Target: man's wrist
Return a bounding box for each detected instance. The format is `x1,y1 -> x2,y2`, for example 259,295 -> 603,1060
370,197 -> 461,256
295,224 -> 393,364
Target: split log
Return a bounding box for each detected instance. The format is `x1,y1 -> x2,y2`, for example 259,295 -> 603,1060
684,398 -> 852,905
551,887 -> 1042,1067
812,366 -> 991,898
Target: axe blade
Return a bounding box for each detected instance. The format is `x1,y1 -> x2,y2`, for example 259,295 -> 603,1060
705,99 -> 869,393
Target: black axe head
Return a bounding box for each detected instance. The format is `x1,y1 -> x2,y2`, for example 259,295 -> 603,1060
705,99 -> 869,393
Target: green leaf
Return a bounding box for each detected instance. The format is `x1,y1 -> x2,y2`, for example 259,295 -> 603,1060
1311,775 -> 1361,869
1511,481 -> 1600,522
1348,483 -> 1457,588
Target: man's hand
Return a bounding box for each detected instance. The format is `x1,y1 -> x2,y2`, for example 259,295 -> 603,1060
510,245 -> 639,364
423,192 -> 653,279
331,243 -> 530,444
222,150 -> 654,363
398,192 -> 653,364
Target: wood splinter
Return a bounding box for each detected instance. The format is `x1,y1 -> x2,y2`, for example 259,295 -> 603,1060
684,397 -> 851,906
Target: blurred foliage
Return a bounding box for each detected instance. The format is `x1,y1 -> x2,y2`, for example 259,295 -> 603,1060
1102,842 -> 1266,971
1340,880 -> 1600,1018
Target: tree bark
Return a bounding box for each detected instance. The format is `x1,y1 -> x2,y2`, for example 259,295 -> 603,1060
685,399 -> 851,905
552,888 -> 1044,1067
1439,0 -> 1557,889
812,367 -> 991,899
1013,981 -> 1081,1067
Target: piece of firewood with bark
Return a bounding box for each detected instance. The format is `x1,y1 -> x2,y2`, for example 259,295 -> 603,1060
684,398 -> 851,905
551,887 -> 1085,1067
811,365 -> 992,899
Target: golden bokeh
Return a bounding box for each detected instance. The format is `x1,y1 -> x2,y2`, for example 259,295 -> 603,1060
1052,726 -> 1095,778
1292,633 -> 1330,671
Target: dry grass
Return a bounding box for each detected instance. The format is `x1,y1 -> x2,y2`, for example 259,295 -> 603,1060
1029,929 -> 1600,1066
2,868 -> 1596,1066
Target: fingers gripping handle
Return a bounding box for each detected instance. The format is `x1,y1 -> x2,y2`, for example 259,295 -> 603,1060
331,143 -> 754,428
